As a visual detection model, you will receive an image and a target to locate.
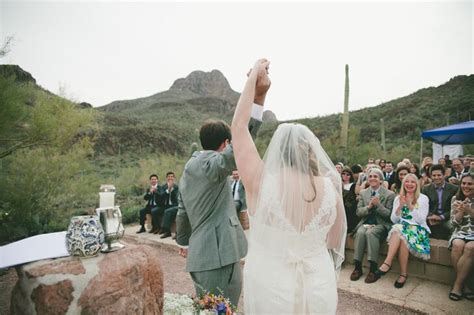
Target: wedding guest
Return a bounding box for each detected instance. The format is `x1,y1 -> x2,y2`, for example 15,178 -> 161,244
383,161 -> 396,188
158,171 -> 179,239
448,174 -> 474,301
230,169 -> 246,214
351,168 -> 395,283
342,167 -> 358,233
335,162 -> 344,174
422,164 -> 457,240
463,156 -> 472,173
448,158 -> 467,186
445,154 -> 452,167
390,166 -> 409,194
351,164 -> 364,187
374,173 -> 431,288
402,158 -> 412,168
410,163 -> 421,179
421,157 -> 433,187
438,157 -> 453,178
137,174 -> 162,234
356,164 -> 380,194
379,159 -> 387,170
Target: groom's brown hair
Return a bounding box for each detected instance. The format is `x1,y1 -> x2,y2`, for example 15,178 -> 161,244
199,119 -> 232,150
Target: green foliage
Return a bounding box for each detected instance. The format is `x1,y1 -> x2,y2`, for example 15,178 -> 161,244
121,206 -> 140,225
253,75 -> 473,166
0,77 -> 99,244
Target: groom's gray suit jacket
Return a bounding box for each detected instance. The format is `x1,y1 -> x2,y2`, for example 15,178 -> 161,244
176,118 -> 261,272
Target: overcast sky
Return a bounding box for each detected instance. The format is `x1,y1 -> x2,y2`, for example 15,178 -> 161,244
1,1 -> 472,120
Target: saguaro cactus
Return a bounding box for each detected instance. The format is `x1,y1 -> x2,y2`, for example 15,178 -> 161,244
340,64 -> 350,149
380,118 -> 386,156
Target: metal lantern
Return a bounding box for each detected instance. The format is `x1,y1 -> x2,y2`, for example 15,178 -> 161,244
98,206 -> 125,253
96,184 -> 125,253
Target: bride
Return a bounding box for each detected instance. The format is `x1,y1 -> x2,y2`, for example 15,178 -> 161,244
231,59 -> 347,314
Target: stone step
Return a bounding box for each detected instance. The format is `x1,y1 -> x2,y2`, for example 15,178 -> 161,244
345,236 -> 474,287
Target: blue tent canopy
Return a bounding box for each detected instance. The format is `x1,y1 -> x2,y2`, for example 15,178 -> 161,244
421,120 -> 474,144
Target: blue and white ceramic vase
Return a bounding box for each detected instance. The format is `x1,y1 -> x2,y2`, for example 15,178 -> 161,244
65,215 -> 105,257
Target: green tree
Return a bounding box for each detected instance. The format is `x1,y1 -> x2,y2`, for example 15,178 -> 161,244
0,78 -> 98,244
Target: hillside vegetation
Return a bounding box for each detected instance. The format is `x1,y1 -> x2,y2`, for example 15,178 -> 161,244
1,64 -> 472,244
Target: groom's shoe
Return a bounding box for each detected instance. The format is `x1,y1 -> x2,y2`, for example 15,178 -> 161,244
350,268 -> 363,281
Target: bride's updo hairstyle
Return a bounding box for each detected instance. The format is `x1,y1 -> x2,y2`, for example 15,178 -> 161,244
279,124 -> 319,174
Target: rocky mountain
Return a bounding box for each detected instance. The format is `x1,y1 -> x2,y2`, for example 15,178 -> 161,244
100,70 -> 243,115
94,69 -> 278,156
2,64 -> 472,162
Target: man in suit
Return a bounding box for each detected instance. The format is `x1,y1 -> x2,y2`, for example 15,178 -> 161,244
230,169 -> 246,214
176,71 -> 269,306
157,171 -> 179,239
351,168 -> 395,283
448,158 -> 466,185
422,164 -> 458,240
383,161 -> 395,188
137,174 -> 162,234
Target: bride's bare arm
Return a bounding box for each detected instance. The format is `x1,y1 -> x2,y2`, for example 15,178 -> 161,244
231,59 -> 270,203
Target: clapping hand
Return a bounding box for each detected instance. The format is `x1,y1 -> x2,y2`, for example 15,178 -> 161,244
371,196 -> 380,207
456,199 -> 473,215
427,214 -> 441,226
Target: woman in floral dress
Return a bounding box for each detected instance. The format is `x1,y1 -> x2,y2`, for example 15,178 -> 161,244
373,173 -> 431,288
448,174 -> 474,301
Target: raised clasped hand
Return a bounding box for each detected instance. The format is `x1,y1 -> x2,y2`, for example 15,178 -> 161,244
251,58 -> 271,105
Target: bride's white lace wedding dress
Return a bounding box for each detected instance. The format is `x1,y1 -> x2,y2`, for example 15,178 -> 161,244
242,124 -> 346,315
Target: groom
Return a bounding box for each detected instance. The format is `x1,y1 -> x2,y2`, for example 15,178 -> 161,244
176,70 -> 270,306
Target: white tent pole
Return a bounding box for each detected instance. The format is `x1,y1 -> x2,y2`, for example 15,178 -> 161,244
420,137 -> 423,166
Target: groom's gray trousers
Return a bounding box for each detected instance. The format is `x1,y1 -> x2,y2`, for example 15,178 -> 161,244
190,262 -> 242,306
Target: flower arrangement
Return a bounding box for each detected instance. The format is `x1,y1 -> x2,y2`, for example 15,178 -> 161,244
163,290 -> 236,315
192,289 -> 236,315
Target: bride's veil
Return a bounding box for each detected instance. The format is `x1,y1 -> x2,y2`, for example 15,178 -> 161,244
251,123 -> 347,278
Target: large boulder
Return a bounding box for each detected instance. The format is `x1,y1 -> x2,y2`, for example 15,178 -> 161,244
11,242 -> 164,314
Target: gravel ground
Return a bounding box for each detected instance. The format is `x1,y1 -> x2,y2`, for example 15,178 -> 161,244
0,241 -> 424,314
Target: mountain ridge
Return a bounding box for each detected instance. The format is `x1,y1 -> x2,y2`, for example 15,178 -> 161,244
1,64 -> 472,161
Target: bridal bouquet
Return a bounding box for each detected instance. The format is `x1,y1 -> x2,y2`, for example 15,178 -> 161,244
163,291 -> 236,315
192,290 -> 236,315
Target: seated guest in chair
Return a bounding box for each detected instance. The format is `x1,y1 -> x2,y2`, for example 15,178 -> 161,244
230,169 -> 246,214
448,158 -> 467,186
422,164 -> 458,240
137,174 -> 162,234
448,174 -> 474,301
373,174 -> 431,288
158,171 -> 179,239
342,166 -> 359,233
351,168 -> 395,283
